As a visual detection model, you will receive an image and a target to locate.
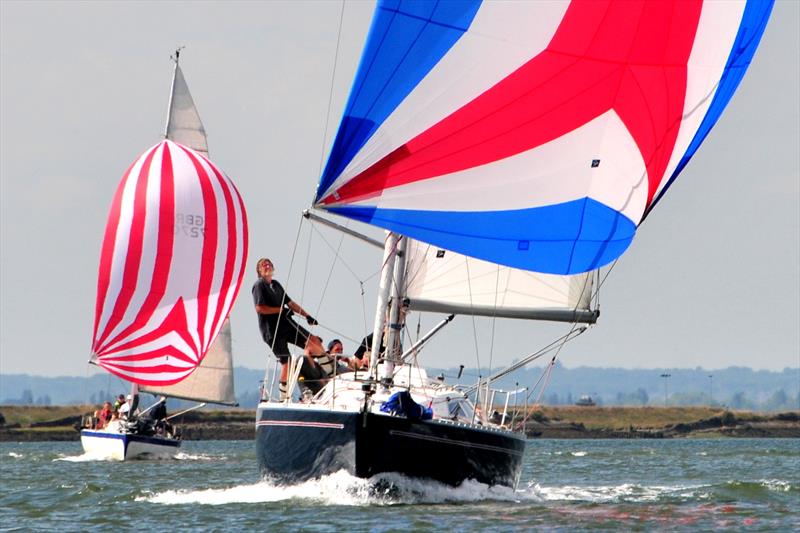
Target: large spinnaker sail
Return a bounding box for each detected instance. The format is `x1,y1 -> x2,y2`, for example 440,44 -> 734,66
404,240 -> 597,324
91,140 -> 249,386
314,0 -> 773,275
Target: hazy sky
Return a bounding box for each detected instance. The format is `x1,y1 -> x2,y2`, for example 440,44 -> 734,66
1,1 -> 798,379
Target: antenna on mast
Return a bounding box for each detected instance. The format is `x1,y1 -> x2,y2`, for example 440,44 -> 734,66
170,46 -> 185,64
164,47 -> 185,138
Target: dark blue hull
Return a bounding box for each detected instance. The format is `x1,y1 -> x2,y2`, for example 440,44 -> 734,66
255,406 -> 526,487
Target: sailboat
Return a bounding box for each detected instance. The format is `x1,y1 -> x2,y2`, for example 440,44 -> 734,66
256,0 -> 772,486
81,50 -> 248,460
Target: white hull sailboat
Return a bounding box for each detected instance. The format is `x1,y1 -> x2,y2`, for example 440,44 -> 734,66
82,50 -> 248,460
255,1 -> 772,486
81,420 -> 180,461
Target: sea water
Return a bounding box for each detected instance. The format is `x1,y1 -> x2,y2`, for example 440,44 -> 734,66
1,439 -> 797,531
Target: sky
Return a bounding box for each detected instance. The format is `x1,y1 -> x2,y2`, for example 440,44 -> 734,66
1,1 -> 798,378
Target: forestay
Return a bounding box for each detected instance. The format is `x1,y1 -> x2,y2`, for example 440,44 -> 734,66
314,0 -> 773,275
91,140 -> 248,386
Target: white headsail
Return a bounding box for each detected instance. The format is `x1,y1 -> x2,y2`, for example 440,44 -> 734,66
140,316 -> 237,405
164,53 -> 208,156
403,239 -> 597,324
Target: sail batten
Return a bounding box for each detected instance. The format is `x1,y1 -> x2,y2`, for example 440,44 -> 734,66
315,0 -> 773,275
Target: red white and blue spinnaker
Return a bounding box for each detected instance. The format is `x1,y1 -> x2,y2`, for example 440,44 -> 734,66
315,0 -> 773,275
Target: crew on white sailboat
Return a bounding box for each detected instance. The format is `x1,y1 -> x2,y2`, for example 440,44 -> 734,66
95,402 -> 113,429
252,257 -> 318,400
113,394 -> 125,413
118,395 -> 133,418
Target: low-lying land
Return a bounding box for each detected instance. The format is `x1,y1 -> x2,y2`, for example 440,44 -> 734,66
521,406 -> 800,438
0,405 -> 797,441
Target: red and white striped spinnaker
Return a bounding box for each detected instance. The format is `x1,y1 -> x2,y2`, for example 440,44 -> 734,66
91,140 -> 248,386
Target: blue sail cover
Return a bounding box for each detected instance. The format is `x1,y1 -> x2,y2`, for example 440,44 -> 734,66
315,0 -> 773,274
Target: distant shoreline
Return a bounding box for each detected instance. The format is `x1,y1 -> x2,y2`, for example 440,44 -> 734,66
1,405 -> 798,442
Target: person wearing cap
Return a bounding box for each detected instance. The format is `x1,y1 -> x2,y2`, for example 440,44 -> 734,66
113,393 -> 126,414
252,257 -> 318,400
118,394 -> 133,419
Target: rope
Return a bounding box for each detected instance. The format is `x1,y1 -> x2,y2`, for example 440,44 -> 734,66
595,259 -> 619,299
309,222 -> 379,283
299,218 -> 314,310
518,358 -> 556,428
463,257 -> 483,411
485,264 -> 501,409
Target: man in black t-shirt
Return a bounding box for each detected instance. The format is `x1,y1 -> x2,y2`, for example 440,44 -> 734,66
252,257 -> 318,399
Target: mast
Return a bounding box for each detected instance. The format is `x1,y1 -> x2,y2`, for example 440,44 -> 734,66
164,47 -> 183,139
384,235 -> 407,380
368,232 -> 399,381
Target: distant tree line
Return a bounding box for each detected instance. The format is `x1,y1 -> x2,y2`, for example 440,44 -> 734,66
538,388 -> 798,411
2,366 -> 798,411
3,389 -> 52,406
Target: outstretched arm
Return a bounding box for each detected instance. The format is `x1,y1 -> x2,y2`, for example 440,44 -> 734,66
286,300 -> 307,317
287,301 -> 317,325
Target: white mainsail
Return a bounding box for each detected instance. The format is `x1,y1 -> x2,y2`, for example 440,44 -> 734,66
403,239 -> 597,324
141,319 -> 237,405
141,52 -> 237,405
164,58 -> 208,155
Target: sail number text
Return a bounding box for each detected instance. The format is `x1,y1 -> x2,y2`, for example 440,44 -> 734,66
175,213 -> 205,238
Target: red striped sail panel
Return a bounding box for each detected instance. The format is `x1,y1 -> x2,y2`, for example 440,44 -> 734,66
91,140 -> 248,386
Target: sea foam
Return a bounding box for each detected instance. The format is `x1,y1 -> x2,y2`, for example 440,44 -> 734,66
139,470 -> 531,506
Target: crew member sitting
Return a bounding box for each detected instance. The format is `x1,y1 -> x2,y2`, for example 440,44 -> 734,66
326,338 -> 354,374
297,335 -> 329,397
118,394 -> 133,419
96,401 -> 113,429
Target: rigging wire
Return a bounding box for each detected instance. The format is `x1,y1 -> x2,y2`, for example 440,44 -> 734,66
509,260 -> 604,414
462,257 -> 484,413
595,258 -> 619,298
308,222 -> 366,283
486,264 -> 502,402
299,218 -> 314,314
310,0 -> 347,205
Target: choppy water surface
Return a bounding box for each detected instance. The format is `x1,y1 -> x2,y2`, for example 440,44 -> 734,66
1,439 -> 797,531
